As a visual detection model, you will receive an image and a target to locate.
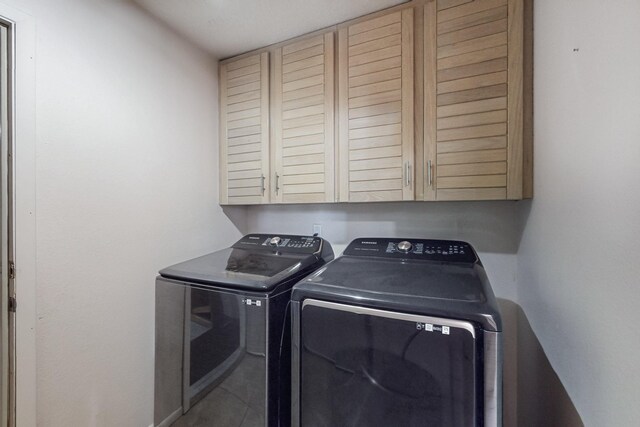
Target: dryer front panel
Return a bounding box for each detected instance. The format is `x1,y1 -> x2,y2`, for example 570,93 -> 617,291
298,299 -> 481,427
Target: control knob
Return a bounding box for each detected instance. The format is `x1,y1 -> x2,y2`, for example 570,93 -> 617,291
269,236 -> 282,246
397,241 -> 413,253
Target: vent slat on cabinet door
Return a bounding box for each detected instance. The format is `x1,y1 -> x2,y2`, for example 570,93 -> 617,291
349,112 -> 401,130
349,101 -> 402,119
437,0 -> 474,11
436,136 -> 507,153
437,97 -> 507,118
350,168 -> 402,181
220,52 -> 269,205
349,145 -> 402,161
226,63 -> 260,80
282,54 -> 324,74
283,64 -> 325,83
282,173 -> 324,185
349,56 -> 402,77
283,34 -> 324,55
349,67 -> 402,89
437,149 -> 507,165
228,178 -> 263,189
437,71 -> 507,94
437,123 -> 507,142
438,0 -> 507,23
437,32 -> 507,60
283,143 -> 325,157
438,58 -> 507,83
438,5 -> 507,35
437,45 -> 508,70
348,23 -> 401,47
348,34 -> 402,57
437,18 -> 507,47
437,83 -> 507,106
349,12 -> 401,36
225,54 -> 259,71
437,109 -> 507,130
437,161 -> 507,177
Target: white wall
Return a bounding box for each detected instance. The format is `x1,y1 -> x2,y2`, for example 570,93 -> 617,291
517,0 -> 640,425
1,0 -> 244,425
246,201 -> 524,302
5,0 -> 637,425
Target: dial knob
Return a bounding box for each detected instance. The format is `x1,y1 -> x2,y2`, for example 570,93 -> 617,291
397,241 -> 413,253
269,236 -> 281,246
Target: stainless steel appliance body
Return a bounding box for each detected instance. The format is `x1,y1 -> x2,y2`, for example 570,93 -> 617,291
155,234 -> 333,427
291,238 -> 503,427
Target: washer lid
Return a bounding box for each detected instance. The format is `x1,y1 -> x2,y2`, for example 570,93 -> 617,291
160,234 -> 333,292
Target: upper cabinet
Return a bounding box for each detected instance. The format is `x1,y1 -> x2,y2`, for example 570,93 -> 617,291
217,0 -> 531,205
219,52 -> 270,205
338,10 -> 415,202
423,0 -> 532,201
271,33 -> 335,203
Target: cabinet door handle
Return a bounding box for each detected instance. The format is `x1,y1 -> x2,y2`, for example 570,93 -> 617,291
404,162 -> 411,187
275,173 -> 280,195
260,174 -> 266,195
427,160 -> 432,188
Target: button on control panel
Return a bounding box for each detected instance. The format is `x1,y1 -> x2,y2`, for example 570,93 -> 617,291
233,234 -> 321,254
344,238 -> 477,263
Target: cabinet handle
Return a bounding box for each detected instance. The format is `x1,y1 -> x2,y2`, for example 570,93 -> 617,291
275,173 -> 280,195
260,174 -> 265,195
404,162 -> 411,187
427,160 -> 432,188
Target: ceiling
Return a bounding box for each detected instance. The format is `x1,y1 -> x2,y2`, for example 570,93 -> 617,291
133,0 -> 407,59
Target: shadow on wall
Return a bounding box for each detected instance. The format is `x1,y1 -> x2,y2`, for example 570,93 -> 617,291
498,299 -> 584,427
242,200 -> 531,254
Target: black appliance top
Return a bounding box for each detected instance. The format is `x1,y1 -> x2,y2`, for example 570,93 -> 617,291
292,237 -> 502,331
159,234 -> 334,292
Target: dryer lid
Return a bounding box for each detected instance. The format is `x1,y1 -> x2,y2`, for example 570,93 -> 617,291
292,237 -> 501,331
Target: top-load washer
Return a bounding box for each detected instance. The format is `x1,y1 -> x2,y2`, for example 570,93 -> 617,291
291,237 -> 502,427
154,234 -> 333,427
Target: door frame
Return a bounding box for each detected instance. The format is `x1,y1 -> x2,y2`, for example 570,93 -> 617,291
0,4 -> 36,427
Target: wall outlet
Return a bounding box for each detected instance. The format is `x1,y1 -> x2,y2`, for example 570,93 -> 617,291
313,224 -> 322,236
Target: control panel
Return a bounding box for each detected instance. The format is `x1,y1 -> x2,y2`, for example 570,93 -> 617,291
343,238 -> 477,263
233,234 -> 322,254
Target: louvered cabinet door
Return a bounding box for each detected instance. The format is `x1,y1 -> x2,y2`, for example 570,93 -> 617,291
425,0 -> 529,201
219,52 -> 270,205
272,33 -> 335,203
338,9 -> 414,202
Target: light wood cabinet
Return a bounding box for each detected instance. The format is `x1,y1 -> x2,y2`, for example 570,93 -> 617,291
337,9 -> 415,202
271,33 -> 335,203
423,0 -> 532,201
217,0 -> 531,205
219,52 -> 270,205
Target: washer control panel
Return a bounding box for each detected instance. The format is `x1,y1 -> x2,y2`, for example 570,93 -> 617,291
233,234 -> 322,254
344,238 -> 477,263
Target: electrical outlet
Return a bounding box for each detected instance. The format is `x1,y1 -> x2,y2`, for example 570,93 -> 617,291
313,224 -> 322,236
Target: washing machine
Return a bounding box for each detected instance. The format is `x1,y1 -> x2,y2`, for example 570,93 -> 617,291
291,237 -> 502,427
154,233 -> 333,427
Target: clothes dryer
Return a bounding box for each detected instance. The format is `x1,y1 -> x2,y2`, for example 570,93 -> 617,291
291,237 -> 502,427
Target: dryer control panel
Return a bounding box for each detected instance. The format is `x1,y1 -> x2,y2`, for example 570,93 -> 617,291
232,234 -> 322,254
344,238 -> 477,263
